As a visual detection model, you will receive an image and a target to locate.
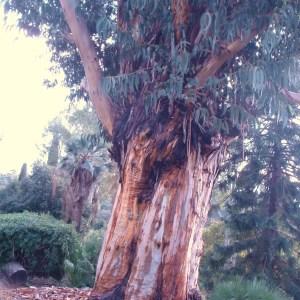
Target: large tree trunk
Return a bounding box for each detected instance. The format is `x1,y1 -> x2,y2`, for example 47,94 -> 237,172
90,132 -> 227,300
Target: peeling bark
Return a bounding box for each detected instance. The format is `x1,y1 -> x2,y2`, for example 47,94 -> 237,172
90,128 -> 227,300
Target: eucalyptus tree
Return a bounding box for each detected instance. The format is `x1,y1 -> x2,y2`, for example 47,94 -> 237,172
3,0 -> 300,299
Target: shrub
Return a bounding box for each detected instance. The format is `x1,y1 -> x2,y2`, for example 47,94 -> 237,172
64,254 -> 94,287
64,229 -> 104,287
83,229 -> 104,266
210,278 -> 289,300
0,212 -> 79,279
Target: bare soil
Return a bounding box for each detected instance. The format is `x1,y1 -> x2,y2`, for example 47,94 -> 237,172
0,287 -> 91,300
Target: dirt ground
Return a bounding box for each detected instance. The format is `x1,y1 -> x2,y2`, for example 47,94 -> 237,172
0,287 -> 91,300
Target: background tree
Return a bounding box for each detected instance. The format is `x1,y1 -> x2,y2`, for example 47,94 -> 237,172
0,163 -> 63,217
202,114 -> 300,298
66,104 -> 101,136
18,163 -> 27,181
42,104 -> 102,167
45,118 -> 71,167
60,135 -> 110,232
4,1 -> 300,299
0,171 -> 15,190
39,104 -> 116,232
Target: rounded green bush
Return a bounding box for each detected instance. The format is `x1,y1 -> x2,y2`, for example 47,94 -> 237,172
0,212 -> 79,279
210,278 -> 290,300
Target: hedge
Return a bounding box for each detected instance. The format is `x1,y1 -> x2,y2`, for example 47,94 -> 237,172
0,212 -> 79,279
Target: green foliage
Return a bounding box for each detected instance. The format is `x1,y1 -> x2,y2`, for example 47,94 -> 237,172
64,254 -> 94,287
67,105 -> 100,136
203,222 -> 225,254
203,116 -> 300,298
64,229 -> 104,287
210,278 -> 289,300
47,135 -> 60,167
4,0 -> 300,141
82,229 -> 104,266
44,117 -> 71,167
60,134 -> 109,177
0,212 -> 79,279
200,221 -> 225,290
0,172 -> 15,190
0,163 -> 62,217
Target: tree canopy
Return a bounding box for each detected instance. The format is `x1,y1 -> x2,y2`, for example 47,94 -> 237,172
3,0 -> 300,146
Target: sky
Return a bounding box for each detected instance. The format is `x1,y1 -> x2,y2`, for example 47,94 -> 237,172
0,13 -> 69,173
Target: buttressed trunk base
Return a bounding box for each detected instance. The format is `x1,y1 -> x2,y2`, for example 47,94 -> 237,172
89,132 -> 226,300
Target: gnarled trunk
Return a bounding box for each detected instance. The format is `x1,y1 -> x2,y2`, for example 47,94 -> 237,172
90,132 -> 226,300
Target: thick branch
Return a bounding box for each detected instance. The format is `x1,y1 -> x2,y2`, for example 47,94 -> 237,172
196,32 -> 257,88
59,0 -> 116,136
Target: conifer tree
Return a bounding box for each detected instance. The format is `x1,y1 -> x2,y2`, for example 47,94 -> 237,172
205,114 -> 300,298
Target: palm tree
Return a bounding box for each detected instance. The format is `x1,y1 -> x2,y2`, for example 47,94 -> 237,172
60,135 -> 108,231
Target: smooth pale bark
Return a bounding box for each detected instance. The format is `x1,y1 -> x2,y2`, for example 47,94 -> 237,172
59,0 -> 116,136
90,132 -> 227,300
195,31 -> 257,88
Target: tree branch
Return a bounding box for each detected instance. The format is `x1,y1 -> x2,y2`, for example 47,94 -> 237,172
172,0 -> 190,41
59,0 -> 116,136
280,88 -> 300,105
195,31 -> 257,88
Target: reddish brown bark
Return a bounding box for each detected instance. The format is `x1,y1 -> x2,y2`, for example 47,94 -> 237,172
172,0 -> 190,41
90,130 -> 227,300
